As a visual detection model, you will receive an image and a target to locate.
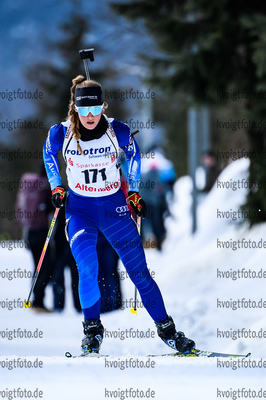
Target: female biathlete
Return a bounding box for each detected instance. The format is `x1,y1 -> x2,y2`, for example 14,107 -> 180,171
43,75 -> 195,354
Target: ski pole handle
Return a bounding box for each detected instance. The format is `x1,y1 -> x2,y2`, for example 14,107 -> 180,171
24,207 -> 60,309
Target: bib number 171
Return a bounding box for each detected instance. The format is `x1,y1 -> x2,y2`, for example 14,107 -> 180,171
81,168 -> 107,184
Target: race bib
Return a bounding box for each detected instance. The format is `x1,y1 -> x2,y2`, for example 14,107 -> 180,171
62,123 -> 121,197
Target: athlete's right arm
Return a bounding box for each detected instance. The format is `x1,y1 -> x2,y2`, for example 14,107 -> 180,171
43,123 -> 66,190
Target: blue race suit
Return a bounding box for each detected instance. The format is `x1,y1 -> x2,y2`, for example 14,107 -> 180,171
43,117 -> 168,322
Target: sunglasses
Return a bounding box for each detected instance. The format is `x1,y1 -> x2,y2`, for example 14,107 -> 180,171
75,105 -> 103,116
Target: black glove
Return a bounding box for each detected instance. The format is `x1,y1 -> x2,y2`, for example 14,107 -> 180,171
51,186 -> 66,208
127,191 -> 147,218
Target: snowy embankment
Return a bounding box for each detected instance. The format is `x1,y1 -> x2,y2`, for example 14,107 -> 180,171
1,158 -> 266,400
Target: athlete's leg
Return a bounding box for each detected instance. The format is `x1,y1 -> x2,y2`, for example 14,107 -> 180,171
66,193 -> 101,319
99,190 -> 168,322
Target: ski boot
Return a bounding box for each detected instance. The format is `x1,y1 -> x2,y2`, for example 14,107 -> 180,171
81,318 -> 104,354
155,316 -> 195,353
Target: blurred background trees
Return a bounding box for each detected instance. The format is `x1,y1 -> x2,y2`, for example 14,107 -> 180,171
111,0 -> 266,225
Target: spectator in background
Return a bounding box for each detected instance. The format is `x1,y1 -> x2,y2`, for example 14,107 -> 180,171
140,147 -> 177,250
51,208 -> 82,313
16,164 -> 54,313
196,150 -> 221,193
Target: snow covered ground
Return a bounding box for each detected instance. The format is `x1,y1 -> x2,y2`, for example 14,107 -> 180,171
1,158 -> 266,400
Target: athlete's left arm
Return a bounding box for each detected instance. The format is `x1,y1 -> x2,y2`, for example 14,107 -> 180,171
111,119 -> 141,192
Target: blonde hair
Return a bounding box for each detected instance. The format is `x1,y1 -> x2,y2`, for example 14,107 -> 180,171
67,75 -> 108,155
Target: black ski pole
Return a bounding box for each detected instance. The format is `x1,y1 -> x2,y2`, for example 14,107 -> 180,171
24,207 -> 60,309
130,216 -> 141,315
